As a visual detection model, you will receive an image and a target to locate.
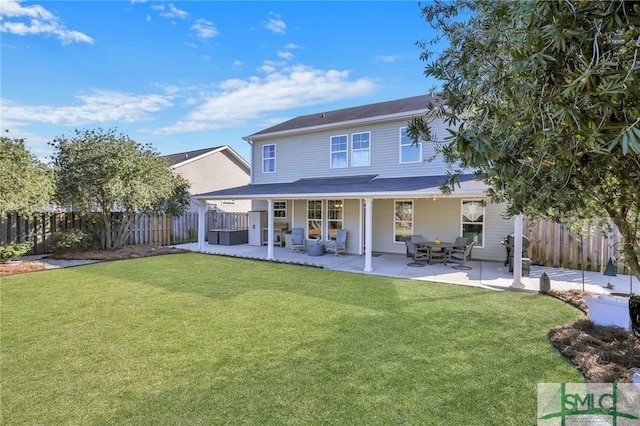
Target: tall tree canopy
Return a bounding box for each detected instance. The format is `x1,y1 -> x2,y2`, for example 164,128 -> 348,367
411,0 -> 640,279
0,135 -> 54,216
51,128 -> 190,250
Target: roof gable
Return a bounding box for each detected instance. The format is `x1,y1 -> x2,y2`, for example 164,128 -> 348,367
165,146 -> 224,166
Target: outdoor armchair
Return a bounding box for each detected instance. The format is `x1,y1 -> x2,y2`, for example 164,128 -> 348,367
326,229 -> 347,257
291,228 -> 306,253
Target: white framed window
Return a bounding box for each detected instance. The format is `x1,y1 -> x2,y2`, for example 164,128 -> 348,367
327,200 -> 343,240
394,200 -> 413,242
274,201 -> 287,218
461,199 -> 485,247
330,135 -> 348,168
351,132 -> 370,167
399,127 -> 422,163
307,200 -> 323,240
262,144 -> 276,173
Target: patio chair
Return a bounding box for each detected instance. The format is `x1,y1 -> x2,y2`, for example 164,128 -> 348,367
291,228 -> 306,253
450,241 -> 475,270
452,237 -> 469,251
326,229 -> 347,257
405,238 -> 429,265
404,235 -> 425,258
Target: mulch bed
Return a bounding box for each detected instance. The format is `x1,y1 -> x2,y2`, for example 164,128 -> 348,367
547,289 -> 639,383
47,246 -> 188,260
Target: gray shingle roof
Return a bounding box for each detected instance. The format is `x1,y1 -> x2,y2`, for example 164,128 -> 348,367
194,174 -> 483,199
165,146 -> 223,165
246,94 -> 440,139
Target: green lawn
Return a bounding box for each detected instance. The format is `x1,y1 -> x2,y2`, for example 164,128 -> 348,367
1,253 -> 583,425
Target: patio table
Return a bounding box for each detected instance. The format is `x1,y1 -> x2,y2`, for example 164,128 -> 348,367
415,241 -> 455,265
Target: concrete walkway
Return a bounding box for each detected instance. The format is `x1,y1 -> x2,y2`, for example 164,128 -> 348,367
174,243 -> 639,295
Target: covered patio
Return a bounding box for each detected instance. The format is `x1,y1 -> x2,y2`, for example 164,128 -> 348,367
174,242 -> 639,295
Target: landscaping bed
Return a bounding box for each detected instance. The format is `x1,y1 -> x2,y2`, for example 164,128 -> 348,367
547,289 -> 639,383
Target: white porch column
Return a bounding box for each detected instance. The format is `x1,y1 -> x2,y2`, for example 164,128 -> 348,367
512,213 -> 524,288
197,200 -> 206,252
364,198 -> 373,272
266,198 -> 274,260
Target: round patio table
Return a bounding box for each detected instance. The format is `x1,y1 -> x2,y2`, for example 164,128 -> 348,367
416,241 -> 455,265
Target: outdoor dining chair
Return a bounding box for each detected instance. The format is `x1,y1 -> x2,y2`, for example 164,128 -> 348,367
450,241 -> 475,270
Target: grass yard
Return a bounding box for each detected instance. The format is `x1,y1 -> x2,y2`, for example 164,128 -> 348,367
1,253 -> 583,425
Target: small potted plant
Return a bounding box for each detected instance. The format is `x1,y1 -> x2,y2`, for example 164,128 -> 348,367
0,242 -> 33,264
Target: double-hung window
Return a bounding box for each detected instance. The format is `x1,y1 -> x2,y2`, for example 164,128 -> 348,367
262,144 -> 276,173
273,201 -> 287,218
461,199 -> 485,247
307,200 -> 323,240
351,132 -> 370,167
394,200 -> 413,242
330,135 -> 348,168
327,200 -> 343,240
399,128 -> 422,163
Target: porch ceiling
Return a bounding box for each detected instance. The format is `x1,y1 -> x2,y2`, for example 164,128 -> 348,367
194,173 -> 487,200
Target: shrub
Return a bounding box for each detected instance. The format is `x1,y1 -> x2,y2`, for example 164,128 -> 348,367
51,229 -> 98,253
0,242 -> 32,263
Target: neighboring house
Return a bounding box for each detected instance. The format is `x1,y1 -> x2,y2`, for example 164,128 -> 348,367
166,146 -> 251,213
194,95 -> 516,271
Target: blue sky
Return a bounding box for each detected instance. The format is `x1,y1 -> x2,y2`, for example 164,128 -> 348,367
1,1 -> 439,162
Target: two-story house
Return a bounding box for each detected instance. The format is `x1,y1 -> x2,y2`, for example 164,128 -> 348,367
166,145 -> 251,213
194,95 -> 516,272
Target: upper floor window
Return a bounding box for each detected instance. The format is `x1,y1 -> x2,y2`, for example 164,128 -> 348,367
461,199 -> 485,247
274,201 -> 287,218
330,135 -> 348,168
399,128 -> 422,164
351,132 -> 370,167
262,144 -> 276,173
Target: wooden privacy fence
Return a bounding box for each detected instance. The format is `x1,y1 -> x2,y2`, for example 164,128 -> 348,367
523,217 -> 630,274
1,211 -> 250,255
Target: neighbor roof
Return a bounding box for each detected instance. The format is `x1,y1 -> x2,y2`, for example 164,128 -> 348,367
194,174 -> 486,200
245,94 -> 440,140
165,146 -> 224,165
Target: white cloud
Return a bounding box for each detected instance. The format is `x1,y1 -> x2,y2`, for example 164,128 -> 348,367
232,60 -> 243,68
377,55 -> 400,63
191,18 -> 217,39
263,12 -> 286,35
152,63 -> 375,134
0,0 -> 92,44
151,3 -> 188,19
283,43 -> 300,50
0,90 -> 172,126
277,50 -> 294,61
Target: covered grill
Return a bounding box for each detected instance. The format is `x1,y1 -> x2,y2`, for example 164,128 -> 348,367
501,233 -> 531,272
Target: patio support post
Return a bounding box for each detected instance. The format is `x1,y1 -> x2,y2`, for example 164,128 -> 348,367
364,198 -> 373,272
197,200 -> 206,252
266,198 -> 274,260
512,213 -> 524,288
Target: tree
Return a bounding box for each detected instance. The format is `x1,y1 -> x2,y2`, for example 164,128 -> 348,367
51,128 -> 190,250
0,134 -> 55,215
410,0 -> 640,280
